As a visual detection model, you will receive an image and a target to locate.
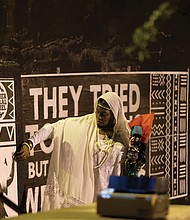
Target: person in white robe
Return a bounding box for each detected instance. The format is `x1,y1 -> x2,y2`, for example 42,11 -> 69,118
14,92 -> 130,211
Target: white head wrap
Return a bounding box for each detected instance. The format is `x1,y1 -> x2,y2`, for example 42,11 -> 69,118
96,92 -> 130,147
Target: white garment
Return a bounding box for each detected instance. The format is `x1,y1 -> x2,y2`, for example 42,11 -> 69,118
29,92 -> 130,211
93,134 -> 123,201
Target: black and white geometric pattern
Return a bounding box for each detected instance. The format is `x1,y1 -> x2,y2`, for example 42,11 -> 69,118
150,73 -> 189,199
0,79 -> 16,147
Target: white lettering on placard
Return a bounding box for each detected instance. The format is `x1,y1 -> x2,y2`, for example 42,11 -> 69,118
90,83 -> 140,113
70,85 -> 83,116
30,85 -> 83,120
28,160 -> 49,179
44,87 -> 57,119
120,84 -> 128,113
102,84 -> 113,94
58,86 -> 68,118
29,84 -> 140,120
129,84 -> 140,112
26,185 -> 46,213
90,85 -> 101,101
29,88 -> 42,120
40,140 -> 54,154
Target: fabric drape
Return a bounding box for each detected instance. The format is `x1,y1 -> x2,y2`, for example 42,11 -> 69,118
42,92 -> 130,210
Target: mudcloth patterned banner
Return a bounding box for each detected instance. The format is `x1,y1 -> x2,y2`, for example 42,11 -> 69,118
150,73 -> 189,200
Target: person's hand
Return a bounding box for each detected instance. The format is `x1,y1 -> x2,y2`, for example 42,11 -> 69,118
13,142 -> 31,161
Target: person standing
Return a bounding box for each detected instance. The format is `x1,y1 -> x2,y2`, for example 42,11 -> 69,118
14,92 -> 130,211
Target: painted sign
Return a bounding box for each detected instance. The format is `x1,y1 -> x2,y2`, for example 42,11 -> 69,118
13,72 -> 190,213
0,78 -> 18,218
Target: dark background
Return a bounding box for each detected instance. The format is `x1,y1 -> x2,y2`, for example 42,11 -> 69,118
0,0 -> 190,73
0,0 -> 189,207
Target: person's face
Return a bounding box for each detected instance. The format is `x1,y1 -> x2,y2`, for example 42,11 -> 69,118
96,105 -> 114,129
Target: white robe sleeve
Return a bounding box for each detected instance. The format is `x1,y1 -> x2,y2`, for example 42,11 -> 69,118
28,123 -> 54,147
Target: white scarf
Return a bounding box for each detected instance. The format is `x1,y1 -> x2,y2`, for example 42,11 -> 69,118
97,92 -> 130,148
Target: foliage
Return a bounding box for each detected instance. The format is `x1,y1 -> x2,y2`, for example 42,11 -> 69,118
125,2 -> 176,62
0,59 -> 18,67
